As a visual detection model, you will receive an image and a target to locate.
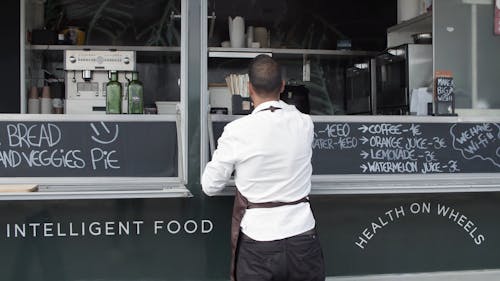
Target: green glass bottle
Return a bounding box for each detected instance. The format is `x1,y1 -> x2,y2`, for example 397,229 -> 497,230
106,71 -> 122,114
127,72 -> 144,114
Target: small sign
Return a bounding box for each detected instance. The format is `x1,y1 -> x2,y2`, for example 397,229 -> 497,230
435,75 -> 453,102
434,71 -> 456,116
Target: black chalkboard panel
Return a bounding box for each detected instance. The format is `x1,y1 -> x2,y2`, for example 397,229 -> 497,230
312,122 -> 499,174
212,120 -> 500,175
0,121 -> 177,177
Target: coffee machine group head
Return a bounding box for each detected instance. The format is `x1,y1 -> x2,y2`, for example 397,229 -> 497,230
64,50 -> 136,114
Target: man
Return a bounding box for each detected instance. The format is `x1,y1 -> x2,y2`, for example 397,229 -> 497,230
202,55 -> 325,281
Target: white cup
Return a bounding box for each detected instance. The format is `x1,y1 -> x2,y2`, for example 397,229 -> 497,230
28,98 -> 40,114
40,98 -> 52,114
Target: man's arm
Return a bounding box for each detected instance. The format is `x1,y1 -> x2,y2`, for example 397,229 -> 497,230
201,126 -> 238,196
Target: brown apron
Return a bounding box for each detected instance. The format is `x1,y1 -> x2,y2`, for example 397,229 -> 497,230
230,190 -> 309,281
229,104 -> 309,280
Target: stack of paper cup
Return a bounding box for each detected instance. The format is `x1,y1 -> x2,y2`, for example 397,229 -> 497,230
28,86 -> 40,114
246,26 -> 254,48
40,86 -> 52,114
254,27 -> 268,48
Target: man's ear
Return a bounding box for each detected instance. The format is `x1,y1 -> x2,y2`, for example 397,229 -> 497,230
248,82 -> 255,102
279,80 -> 285,94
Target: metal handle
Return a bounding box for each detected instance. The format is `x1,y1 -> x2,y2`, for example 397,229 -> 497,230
208,11 -> 216,39
170,11 -> 181,20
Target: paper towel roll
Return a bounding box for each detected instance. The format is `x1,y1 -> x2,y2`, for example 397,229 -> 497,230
229,16 -> 245,48
398,0 -> 420,23
28,99 -> 40,114
40,98 -> 52,114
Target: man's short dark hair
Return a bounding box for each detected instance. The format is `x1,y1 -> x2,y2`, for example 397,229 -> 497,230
248,55 -> 282,96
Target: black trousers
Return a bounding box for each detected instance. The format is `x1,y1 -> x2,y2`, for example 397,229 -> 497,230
236,230 -> 325,281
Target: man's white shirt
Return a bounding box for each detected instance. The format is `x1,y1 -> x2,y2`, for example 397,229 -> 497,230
202,100 -> 315,241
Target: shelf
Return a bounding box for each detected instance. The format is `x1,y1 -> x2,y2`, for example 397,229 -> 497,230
199,174 -> 500,196
0,184 -> 192,200
208,47 -> 377,59
387,12 -> 432,33
387,12 -> 432,47
27,44 -> 181,53
209,48 -> 272,58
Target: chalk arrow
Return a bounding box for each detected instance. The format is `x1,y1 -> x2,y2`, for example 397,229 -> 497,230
360,150 -> 369,159
360,136 -> 369,144
360,164 -> 368,173
358,125 -> 369,133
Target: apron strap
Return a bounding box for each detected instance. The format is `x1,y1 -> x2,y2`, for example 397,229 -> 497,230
258,105 -> 281,113
230,189 -> 309,281
230,190 -> 248,281
247,197 -> 309,209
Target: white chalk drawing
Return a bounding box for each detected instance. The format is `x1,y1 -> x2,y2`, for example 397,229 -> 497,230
450,123 -> 500,168
90,122 -> 119,145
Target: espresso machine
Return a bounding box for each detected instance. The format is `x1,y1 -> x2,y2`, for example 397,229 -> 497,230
64,50 -> 136,114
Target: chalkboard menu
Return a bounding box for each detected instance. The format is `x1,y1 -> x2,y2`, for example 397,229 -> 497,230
0,121 -> 178,177
212,120 -> 500,175
312,122 -> 500,174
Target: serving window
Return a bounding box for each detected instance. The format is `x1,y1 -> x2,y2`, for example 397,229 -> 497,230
200,0 -> 500,195
2,0 -> 190,199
